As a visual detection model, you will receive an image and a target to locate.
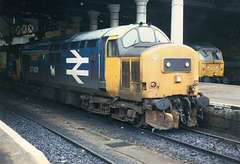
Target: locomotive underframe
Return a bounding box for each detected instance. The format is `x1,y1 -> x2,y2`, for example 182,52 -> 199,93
11,81 -> 208,130
199,76 -> 228,84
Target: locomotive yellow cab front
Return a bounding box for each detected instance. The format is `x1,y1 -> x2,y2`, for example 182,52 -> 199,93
188,43 -> 227,83
105,24 -> 209,130
140,44 -> 203,130
141,44 -> 199,98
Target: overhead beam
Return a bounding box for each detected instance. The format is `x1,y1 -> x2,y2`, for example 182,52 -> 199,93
154,0 -> 240,13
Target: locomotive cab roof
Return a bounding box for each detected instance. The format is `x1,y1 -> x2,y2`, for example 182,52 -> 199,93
188,43 -> 220,51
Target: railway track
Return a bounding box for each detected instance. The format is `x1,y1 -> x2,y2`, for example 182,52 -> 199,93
1,91 -> 239,164
139,127 -> 240,164
0,104 -> 116,164
180,126 -> 240,144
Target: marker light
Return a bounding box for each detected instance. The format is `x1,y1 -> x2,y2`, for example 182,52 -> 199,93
185,62 -> 190,68
151,82 -> 156,87
166,62 -> 171,68
174,74 -> 182,83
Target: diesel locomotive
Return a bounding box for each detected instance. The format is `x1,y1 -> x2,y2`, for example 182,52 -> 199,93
1,24 -> 209,130
189,43 -> 228,83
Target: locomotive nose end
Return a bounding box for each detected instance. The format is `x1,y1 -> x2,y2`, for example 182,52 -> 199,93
195,96 -> 210,107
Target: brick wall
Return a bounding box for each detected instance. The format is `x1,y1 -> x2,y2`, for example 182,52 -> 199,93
203,106 -> 240,135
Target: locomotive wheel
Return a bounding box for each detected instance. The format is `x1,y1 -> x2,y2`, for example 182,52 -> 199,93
203,77 -> 211,83
133,113 -> 145,128
223,77 -> 228,84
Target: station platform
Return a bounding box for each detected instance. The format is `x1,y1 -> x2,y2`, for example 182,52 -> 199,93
199,82 -> 240,107
0,120 -> 50,164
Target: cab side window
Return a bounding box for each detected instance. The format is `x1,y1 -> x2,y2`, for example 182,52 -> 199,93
122,29 -> 139,48
212,51 -> 222,60
107,40 -> 119,57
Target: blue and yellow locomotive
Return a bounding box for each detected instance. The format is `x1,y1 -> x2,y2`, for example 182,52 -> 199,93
13,24 -> 209,130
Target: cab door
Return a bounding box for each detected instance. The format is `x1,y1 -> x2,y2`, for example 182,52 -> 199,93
98,38 -> 107,89
105,37 -> 121,97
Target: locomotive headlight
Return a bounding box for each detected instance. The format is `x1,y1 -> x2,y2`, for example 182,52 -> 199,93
216,66 -> 218,69
185,62 -> 190,68
174,74 -> 181,83
151,82 -> 156,87
207,66 -> 210,69
166,62 -> 171,68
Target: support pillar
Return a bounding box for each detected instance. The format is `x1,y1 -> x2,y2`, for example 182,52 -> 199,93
58,21 -> 67,35
71,16 -> 82,33
107,4 -> 120,27
134,0 -> 149,23
171,0 -> 184,45
88,11 -> 100,31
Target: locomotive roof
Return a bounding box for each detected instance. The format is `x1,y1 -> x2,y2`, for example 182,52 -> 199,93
22,24 -> 135,50
72,24 -> 133,41
188,43 -> 220,51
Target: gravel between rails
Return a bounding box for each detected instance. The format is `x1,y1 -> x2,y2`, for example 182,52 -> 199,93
0,106 -> 107,164
157,129 -> 240,160
0,92 -> 239,164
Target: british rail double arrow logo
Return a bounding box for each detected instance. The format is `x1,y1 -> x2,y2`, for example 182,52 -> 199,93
66,50 -> 89,84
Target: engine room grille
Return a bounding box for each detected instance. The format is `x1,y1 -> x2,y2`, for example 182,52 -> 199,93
122,60 -> 130,89
131,60 -> 140,83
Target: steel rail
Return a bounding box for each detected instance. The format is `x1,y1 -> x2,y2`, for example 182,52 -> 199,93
0,104 -> 116,164
180,126 -> 240,145
139,128 -> 240,164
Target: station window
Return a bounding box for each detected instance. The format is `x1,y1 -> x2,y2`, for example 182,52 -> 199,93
80,41 -> 86,48
108,40 -> 119,57
122,29 -> 139,48
70,42 -> 80,49
62,43 -> 69,50
87,40 -> 98,48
